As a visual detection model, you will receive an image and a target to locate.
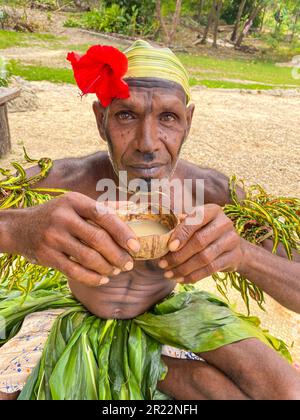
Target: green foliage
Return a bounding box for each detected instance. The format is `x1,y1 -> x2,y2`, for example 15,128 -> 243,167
4,288 -> 291,399
0,55 -> 9,86
0,30 -> 64,49
221,0 -> 263,27
8,60 -> 75,84
0,151 -> 67,293
82,5 -> 130,34
103,0 -> 156,26
190,78 -> 276,90
180,53 -> 300,87
64,1 -> 157,36
63,16 -> 80,28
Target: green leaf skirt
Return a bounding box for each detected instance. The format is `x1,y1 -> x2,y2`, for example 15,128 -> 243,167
0,279 -> 291,400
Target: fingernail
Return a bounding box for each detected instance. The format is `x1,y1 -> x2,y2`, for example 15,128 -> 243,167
175,277 -> 184,283
99,277 -> 110,286
169,239 -> 180,252
164,270 -> 174,279
113,267 -> 121,275
127,238 -> 141,253
158,259 -> 168,269
124,261 -> 134,271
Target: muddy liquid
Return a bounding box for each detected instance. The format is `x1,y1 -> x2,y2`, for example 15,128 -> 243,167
127,220 -> 170,237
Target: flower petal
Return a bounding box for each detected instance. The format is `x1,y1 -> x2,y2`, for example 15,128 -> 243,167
67,45 -> 129,106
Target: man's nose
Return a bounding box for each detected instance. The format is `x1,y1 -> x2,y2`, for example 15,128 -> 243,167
135,116 -> 160,154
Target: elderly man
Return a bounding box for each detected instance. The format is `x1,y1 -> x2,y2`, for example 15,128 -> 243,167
0,40 -> 299,400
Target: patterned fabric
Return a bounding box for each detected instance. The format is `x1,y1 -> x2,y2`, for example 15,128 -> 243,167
0,309 -> 65,394
161,345 -> 202,361
124,40 -> 191,102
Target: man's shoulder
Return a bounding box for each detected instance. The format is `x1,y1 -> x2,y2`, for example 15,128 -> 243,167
26,151 -> 110,195
177,159 -> 235,206
56,151 -> 110,194
62,150 -> 108,169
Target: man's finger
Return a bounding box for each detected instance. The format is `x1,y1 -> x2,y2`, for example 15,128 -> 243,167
57,234 -> 117,276
178,251 -> 236,284
167,204 -> 221,252
50,250 -> 110,287
163,232 -> 237,279
160,213 -> 232,269
68,216 -> 134,271
68,194 -> 141,254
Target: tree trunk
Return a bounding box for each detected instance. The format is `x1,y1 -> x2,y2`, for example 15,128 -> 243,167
169,0 -> 183,45
200,0 -> 216,45
259,5 -> 267,32
231,0 -> 247,42
156,0 -> 169,42
198,0 -> 205,23
212,0 -> 223,48
0,104 -> 11,157
156,0 -> 182,46
290,11 -> 299,43
235,1 -> 265,48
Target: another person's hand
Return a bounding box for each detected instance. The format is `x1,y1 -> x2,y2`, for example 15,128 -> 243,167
4,192 -> 140,287
158,204 -> 244,283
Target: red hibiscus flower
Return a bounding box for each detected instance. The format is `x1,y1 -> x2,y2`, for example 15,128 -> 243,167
67,45 -> 130,107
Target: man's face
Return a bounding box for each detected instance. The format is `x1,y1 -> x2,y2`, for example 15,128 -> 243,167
93,80 -> 194,184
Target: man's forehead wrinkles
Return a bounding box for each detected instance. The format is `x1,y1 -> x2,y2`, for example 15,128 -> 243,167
130,85 -> 185,100
113,88 -> 185,112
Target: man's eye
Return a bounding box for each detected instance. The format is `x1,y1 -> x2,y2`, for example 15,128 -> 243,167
160,113 -> 176,122
116,111 -> 134,120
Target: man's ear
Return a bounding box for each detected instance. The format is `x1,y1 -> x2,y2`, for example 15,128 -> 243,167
184,103 -> 195,141
92,100 -> 107,142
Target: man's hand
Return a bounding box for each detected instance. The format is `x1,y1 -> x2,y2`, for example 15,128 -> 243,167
4,192 -> 140,287
158,204 -> 244,283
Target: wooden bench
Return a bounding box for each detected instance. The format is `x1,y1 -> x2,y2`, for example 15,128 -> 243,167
0,87 -> 21,157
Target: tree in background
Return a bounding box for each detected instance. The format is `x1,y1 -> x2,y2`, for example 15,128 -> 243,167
230,0 -> 247,42
199,0 -> 216,44
212,0 -> 223,47
156,0 -> 183,46
259,3 -> 267,32
197,0 -> 205,23
234,0 -> 269,48
290,1 -> 300,42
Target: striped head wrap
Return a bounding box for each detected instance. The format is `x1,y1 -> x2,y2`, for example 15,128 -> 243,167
124,40 -> 191,102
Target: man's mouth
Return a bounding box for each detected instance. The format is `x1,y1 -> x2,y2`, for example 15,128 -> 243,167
128,163 -> 164,177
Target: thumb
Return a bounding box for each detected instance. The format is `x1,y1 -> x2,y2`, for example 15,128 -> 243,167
168,207 -> 205,252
